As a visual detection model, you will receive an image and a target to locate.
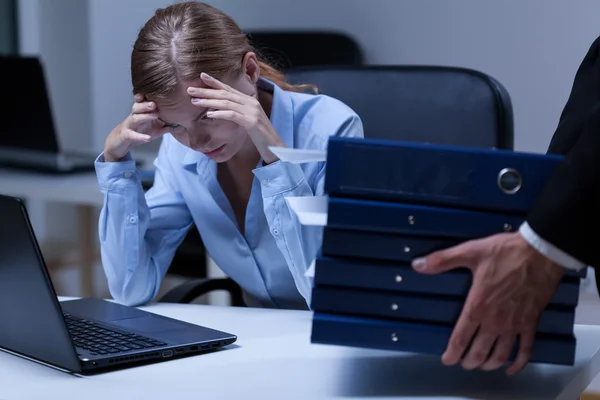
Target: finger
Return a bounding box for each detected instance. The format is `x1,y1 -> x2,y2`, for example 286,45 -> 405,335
506,330 -> 535,376
442,311 -> 479,366
412,241 -> 476,274
187,86 -> 244,104
460,330 -> 497,370
131,101 -> 156,114
205,109 -> 244,125
191,98 -> 244,113
124,128 -> 151,143
128,112 -> 160,129
480,333 -> 516,371
200,72 -> 236,92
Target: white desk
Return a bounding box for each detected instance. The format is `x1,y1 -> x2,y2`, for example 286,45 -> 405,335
1,300 -> 600,400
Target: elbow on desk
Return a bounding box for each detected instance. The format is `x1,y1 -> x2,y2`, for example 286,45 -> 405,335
107,286 -> 153,307
105,275 -> 159,308
107,287 -> 155,307
100,252 -> 164,307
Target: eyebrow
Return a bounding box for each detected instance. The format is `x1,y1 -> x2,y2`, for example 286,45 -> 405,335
159,108 -> 208,126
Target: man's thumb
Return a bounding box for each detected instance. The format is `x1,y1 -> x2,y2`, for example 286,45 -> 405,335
411,244 -> 471,274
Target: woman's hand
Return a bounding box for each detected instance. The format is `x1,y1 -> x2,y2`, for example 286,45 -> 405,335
104,94 -> 170,162
187,72 -> 285,164
412,232 -> 565,375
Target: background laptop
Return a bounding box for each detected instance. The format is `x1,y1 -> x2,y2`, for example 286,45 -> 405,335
0,194 -> 237,374
0,56 -> 98,173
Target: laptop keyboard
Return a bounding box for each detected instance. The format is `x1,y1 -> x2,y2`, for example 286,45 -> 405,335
63,313 -> 167,356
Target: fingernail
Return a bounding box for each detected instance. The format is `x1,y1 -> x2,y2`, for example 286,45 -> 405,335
412,258 -> 427,271
147,102 -> 154,109
191,98 -> 201,104
201,72 -> 211,79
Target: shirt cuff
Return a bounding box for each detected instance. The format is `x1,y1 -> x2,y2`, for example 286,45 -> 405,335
252,161 -> 306,198
95,152 -> 138,190
518,221 -> 587,271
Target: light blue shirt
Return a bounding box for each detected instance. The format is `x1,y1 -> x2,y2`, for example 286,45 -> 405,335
94,78 -> 364,309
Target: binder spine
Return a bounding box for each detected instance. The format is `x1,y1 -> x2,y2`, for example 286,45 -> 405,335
311,286 -> 575,336
322,227 -> 462,263
321,228 -> 586,279
326,197 -> 525,239
313,257 -> 581,307
324,137 -> 563,214
311,313 -> 576,366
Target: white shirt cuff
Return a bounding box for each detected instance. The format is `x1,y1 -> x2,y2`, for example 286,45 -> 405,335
518,221 -> 587,271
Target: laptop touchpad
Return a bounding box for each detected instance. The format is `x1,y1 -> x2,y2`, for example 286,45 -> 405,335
109,315 -> 189,333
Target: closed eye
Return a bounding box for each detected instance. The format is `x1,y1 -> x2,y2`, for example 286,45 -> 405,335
164,123 -> 185,133
159,109 -> 210,128
200,109 -> 216,121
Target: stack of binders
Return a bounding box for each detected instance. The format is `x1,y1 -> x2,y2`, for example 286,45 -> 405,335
308,136 -> 585,366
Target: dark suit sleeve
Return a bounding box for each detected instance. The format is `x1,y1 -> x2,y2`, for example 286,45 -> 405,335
526,36 -> 600,268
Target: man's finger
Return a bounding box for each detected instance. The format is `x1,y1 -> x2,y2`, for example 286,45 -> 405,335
460,330 -> 497,370
506,330 -> 535,376
412,241 -> 476,274
479,333 -> 516,371
442,312 -> 479,365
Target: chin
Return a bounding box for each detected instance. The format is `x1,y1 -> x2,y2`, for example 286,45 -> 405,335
210,154 -> 232,163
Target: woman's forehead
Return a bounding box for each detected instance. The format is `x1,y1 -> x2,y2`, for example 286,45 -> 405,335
154,79 -> 210,123
156,80 -> 204,104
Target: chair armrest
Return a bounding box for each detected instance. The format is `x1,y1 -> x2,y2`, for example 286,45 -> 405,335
158,277 -> 245,307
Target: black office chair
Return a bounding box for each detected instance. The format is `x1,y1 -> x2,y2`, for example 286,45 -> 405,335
159,65 -> 514,306
285,65 -> 514,149
247,31 -> 364,70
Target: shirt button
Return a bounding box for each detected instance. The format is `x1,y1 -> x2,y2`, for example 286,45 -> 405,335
272,228 -> 279,236
261,179 -> 268,186
128,215 -> 137,224
124,171 -> 134,178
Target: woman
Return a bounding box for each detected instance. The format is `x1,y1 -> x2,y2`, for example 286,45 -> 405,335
95,1 -> 364,309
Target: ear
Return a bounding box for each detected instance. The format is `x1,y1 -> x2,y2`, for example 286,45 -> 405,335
241,52 -> 260,84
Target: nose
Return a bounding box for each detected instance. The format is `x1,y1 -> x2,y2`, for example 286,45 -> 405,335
188,126 -> 211,150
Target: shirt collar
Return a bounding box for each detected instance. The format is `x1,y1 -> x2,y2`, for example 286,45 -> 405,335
181,77 -> 294,168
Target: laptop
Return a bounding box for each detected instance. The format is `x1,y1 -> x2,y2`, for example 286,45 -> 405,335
0,194 -> 237,374
0,56 -> 98,173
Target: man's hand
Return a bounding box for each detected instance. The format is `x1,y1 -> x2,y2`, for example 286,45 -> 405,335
412,232 -> 565,375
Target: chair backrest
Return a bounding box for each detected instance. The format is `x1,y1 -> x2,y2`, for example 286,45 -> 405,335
248,31 -> 363,70
285,66 -> 514,150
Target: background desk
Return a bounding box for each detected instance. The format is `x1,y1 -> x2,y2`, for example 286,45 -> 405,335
1,299 -> 600,400
0,164 -> 230,304
0,168 -> 103,296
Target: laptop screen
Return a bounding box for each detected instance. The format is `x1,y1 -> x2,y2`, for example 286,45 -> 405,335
0,56 -> 60,152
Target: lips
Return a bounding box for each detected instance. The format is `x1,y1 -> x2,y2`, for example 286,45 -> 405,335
203,144 -> 225,156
